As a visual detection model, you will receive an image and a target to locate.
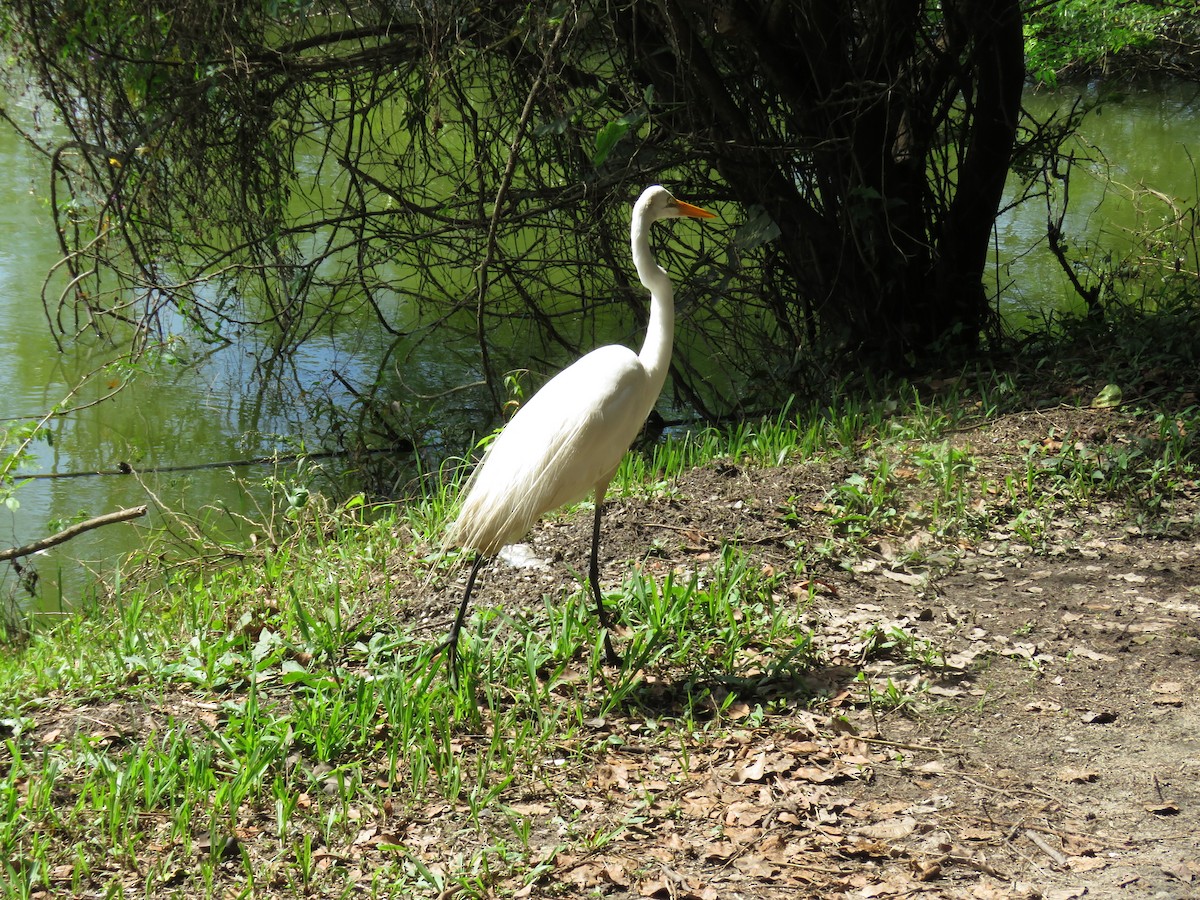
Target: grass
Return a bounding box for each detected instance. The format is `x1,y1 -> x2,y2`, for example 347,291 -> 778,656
2,323 -> 1199,896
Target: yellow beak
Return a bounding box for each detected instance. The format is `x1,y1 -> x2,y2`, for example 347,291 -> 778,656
674,199 -> 717,219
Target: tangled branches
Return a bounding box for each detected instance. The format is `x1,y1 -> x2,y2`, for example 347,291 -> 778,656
1,1 -> 1026,439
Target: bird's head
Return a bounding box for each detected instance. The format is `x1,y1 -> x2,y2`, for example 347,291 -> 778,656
638,184 -> 716,223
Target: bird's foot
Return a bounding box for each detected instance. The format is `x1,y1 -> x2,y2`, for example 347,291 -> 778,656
602,634 -> 622,667
431,630 -> 462,686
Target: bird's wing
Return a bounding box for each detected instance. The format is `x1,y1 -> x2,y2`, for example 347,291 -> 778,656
447,345 -> 654,555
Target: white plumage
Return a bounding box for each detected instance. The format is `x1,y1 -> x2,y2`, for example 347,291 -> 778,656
448,344 -> 650,556
440,185 -> 715,672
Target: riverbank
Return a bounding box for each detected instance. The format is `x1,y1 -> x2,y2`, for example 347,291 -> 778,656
2,306 -> 1199,898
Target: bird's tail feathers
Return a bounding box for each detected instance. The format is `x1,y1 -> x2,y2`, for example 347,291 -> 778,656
445,409 -> 601,557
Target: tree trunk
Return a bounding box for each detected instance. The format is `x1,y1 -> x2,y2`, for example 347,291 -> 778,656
613,0 -> 1025,366
925,0 -> 1026,351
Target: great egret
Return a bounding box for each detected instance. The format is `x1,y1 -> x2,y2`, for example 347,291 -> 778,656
441,185 -> 715,673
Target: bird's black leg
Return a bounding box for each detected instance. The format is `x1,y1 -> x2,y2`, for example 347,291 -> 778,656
588,499 -> 622,665
437,553 -> 487,682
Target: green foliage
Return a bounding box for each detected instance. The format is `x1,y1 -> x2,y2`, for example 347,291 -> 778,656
825,462 -> 904,541
0,0 -> 1032,423
3,333 -> 1200,894
1024,0 -> 1182,85
0,418 -> 40,514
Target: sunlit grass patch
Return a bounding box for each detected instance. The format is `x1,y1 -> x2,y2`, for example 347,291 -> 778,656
4,357 -> 1200,896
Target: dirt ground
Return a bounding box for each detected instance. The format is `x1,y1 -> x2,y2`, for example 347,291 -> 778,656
17,402 -> 1200,899
415,402 -> 1200,900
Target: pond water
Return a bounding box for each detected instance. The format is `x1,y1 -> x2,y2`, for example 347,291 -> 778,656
997,80 -> 1199,321
2,81 -> 1197,609
0,131 -> 420,608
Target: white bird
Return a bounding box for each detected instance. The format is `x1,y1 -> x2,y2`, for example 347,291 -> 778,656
441,185 -> 715,673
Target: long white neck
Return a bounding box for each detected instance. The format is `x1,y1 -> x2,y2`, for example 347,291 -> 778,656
631,207 -> 674,396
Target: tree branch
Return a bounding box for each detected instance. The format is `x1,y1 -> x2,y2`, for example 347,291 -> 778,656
472,11 -> 572,413
1,506 -> 148,562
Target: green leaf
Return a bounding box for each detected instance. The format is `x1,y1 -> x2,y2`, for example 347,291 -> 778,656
732,205 -> 782,252
592,121 -> 630,167
533,110 -> 573,136
1091,384 -> 1123,408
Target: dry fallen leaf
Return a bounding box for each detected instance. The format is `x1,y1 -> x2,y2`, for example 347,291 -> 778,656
724,800 -> 769,826
857,816 -> 917,841
972,884 -> 1035,900
1061,834 -> 1102,856
945,648 -> 983,668
766,752 -> 798,774
1026,699 -> 1063,713
1070,644 -> 1114,661
1161,860 -> 1200,882
844,840 -> 892,859
1145,802 -> 1180,816
562,860 -> 607,889
602,862 -> 631,887
911,857 -> 942,881
733,854 -> 778,878
681,793 -> 719,818
1114,571 -> 1146,583
928,685 -> 963,698
638,877 -> 670,898
792,765 -> 838,783
508,801 -> 552,816
1046,888 -> 1089,900
1151,681 -> 1184,705
699,841 -> 737,863
1057,767 -> 1099,784
726,701 -> 752,720
596,762 -> 631,790
734,752 -> 767,784
758,833 -> 791,861
881,568 -> 926,587
721,825 -> 763,846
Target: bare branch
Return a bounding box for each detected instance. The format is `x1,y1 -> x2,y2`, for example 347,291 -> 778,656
0,507 -> 148,562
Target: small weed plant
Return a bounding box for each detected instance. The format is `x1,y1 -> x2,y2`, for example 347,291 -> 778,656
2,335 -> 1200,896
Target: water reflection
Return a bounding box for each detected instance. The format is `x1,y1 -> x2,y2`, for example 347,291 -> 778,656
996,80 -> 1199,321
3,80 -> 1198,609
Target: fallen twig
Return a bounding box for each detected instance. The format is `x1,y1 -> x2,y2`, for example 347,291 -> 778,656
856,735 -> 953,754
941,852 -> 1009,879
1024,828 -> 1068,866
0,505 -> 148,561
